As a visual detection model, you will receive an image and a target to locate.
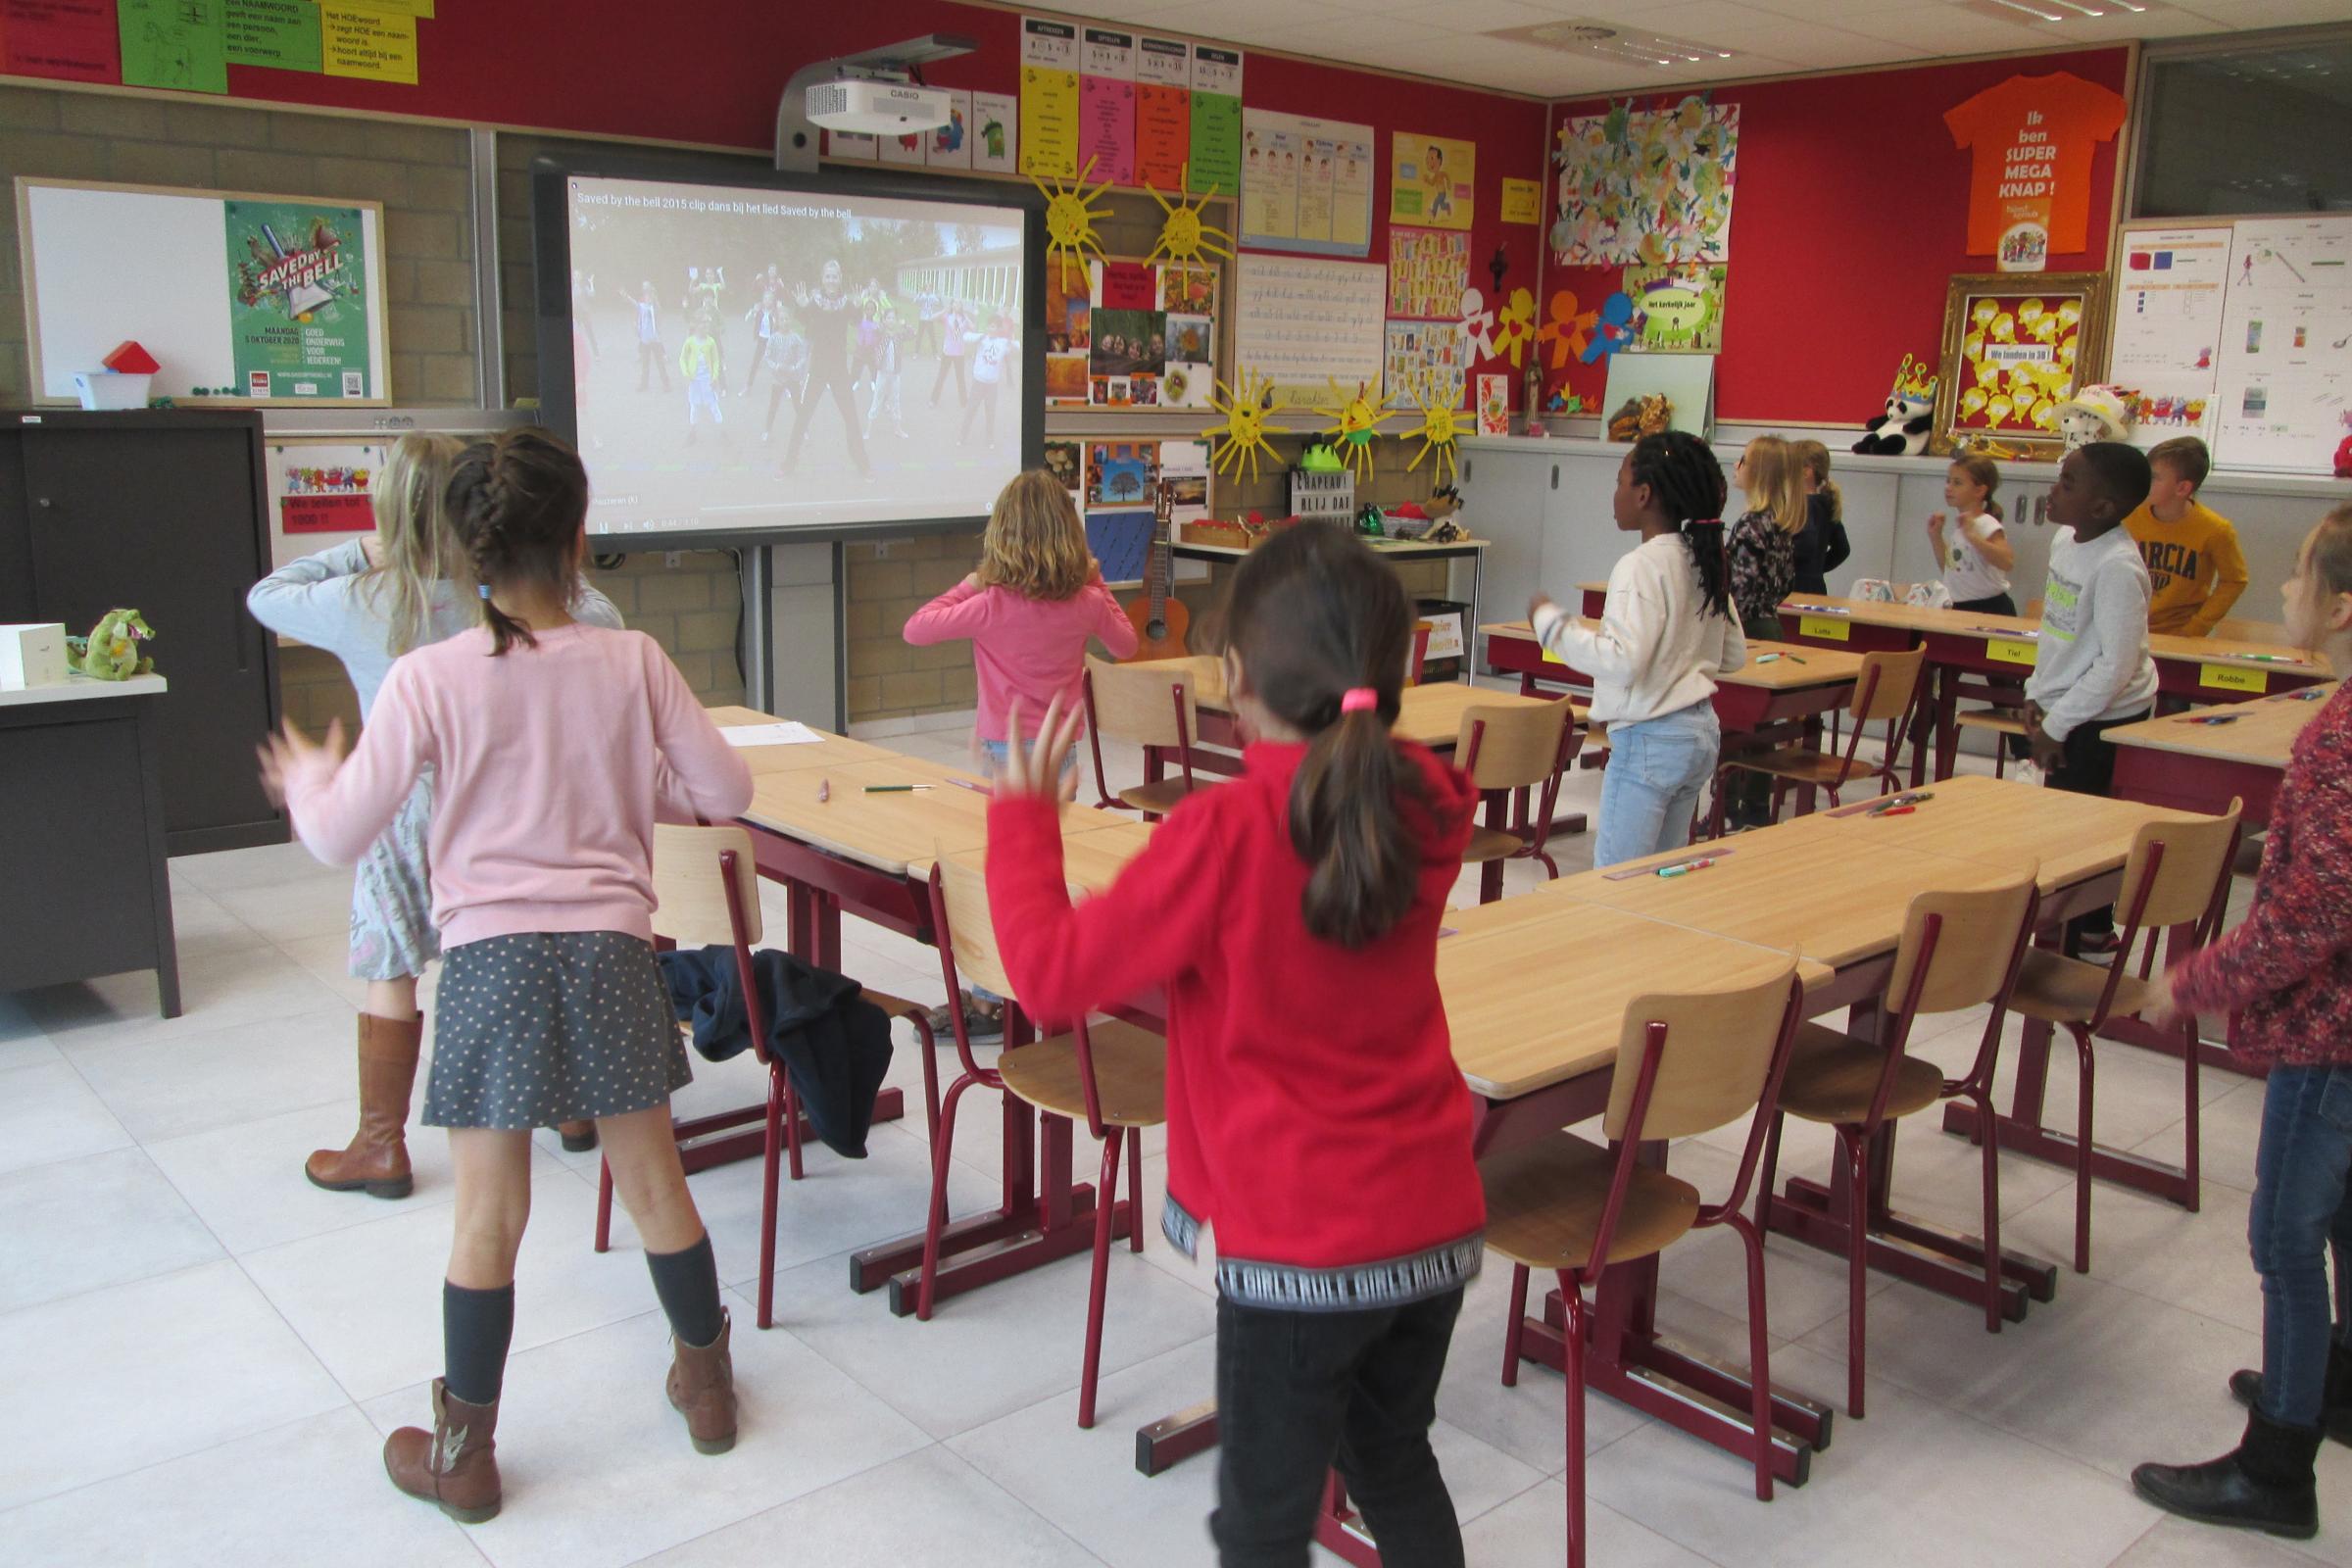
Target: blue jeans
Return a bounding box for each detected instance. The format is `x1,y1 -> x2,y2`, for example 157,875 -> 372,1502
2253,1065 -> 2352,1426
1594,700 -> 1721,869
975,737 -> 1079,779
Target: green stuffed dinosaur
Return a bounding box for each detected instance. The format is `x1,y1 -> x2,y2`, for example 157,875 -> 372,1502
67,609 -> 156,680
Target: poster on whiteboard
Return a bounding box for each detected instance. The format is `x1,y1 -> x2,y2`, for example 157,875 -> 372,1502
2107,224 -> 2234,447
2214,216 -> 2352,474
225,200 -> 374,400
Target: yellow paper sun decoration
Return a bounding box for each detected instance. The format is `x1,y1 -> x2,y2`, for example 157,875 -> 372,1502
1146,166 -> 1232,286
1402,381 -> 1461,487
1031,156 -> 1113,291
1313,377 -> 1388,482
1202,368 -> 1281,483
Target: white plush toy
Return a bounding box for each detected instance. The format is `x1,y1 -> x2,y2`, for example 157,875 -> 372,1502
2052,383 -> 2132,451
1853,354 -> 1938,457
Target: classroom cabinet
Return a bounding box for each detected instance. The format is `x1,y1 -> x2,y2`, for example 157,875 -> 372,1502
0,410 -> 284,855
1458,445 -> 1550,664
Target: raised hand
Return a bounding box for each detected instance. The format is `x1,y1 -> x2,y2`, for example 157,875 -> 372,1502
256,717 -> 345,808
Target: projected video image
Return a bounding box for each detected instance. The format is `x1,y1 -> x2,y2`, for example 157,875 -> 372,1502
564,174 -> 1026,536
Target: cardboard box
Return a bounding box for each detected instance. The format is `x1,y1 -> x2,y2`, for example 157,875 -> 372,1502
0,622 -> 69,689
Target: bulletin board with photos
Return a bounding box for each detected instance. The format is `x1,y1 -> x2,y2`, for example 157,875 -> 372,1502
1045,255 -> 1222,411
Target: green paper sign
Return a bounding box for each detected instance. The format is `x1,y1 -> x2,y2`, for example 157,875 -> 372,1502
1188,91 -> 1239,198
225,0 -> 320,71
1625,263 -> 1728,355
226,200 -> 373,400
118,0 -> 228,94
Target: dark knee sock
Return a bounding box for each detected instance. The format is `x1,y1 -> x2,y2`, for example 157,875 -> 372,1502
647,1233 -> 724,1348
443,1281 -> 515,1406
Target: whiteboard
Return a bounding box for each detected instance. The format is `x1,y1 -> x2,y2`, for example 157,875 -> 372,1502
2106,221 -> 2234,450
2213,216 -> 2352,475
18,177 -> 390,405
1233,253 -> 1386,408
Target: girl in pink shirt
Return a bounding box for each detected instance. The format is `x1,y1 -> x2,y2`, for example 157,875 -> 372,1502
905,467 -> 1137,1038
261,429 -> 754,1525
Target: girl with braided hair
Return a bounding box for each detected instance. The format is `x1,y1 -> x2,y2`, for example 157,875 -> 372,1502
1530,429 -> 1746,866
259,427 -> 753,1523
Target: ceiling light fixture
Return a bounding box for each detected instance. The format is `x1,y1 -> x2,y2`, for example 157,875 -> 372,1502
1494,19 -> 1737,69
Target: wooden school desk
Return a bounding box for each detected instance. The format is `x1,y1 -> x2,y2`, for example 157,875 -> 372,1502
2108,683 -> 2336,828
1133,896 -> 1840,1563
1173,535 -> 1490,664
731,739 -> 1153,1314
1480,619 -> 1866,739
706,705 -> 894,773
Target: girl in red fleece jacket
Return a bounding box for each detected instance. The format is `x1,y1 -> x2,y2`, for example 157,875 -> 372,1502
989,523 -> 1484,1568
2134,503 -> 2352,1542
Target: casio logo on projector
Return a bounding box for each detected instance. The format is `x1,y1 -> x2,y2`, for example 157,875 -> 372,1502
805,80 -> 953,134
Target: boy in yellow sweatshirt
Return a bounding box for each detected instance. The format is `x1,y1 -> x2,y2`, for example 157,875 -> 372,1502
2125,436 -> 2248,637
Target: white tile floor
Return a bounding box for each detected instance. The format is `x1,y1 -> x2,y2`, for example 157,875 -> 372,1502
0,707 -> 2328,1566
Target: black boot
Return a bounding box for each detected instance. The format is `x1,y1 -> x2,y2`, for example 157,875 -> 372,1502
2131,1409 -> 2321,1540
2229,1339 -> 2352,1445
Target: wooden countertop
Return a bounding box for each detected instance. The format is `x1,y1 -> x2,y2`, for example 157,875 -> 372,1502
705,706 -> 894,774
1779,595 -> 2324,676
740,754 -> 1108,876
1801,773 -> 2220,895
1440,895 -> 1831,1100
918,816 -> 1158,898
0,671 -> 169,707
1480,620 -> 1866,691
2106,685 -> 2338,767
1173,536 -> 1489,559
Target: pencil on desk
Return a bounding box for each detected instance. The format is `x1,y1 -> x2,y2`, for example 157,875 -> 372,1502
864,784 -> 932,793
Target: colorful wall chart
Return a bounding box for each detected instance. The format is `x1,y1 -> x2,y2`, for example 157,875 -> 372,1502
2106,224 -> 2232,446
1241,109 -> 1374,258
1390,133 -> 1474,231
1624,263 -> 1727,354
1551,97 -> 1738,267
1018,15 -> 1080,180
2214,216 -> 2352,475
1233,253 -> 1387,408
1190,45 -> 1243,198
1045,257 -> 1219,410
1078,26 -> 1136,187
1388,227 -> 1467,320
1384,319 -> 1465,411
1133,34 -> 1192,192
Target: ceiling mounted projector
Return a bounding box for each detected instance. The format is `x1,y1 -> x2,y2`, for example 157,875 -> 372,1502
806,79 -> 954,135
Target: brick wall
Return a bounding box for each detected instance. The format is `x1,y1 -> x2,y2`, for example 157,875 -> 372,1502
0,84 -> 477,406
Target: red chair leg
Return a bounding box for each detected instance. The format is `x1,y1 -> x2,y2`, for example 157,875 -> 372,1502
1126,1125 -> 1145,1254
2182,1018 -> 2202,1214
1754,1111 -> 1786,1238
756,1069 -> 785,1329
1731,1212 -> 1775,1501
1562,1270 -> 1589,1568
1501,1263 -> 1530,1388
781,1065 -> 805,1183
595,1155 -> 614,1252
1844,1128 -> 1869,1419
1974,1089 -> 2003,1334
918,1076 -> 977,1322
1078,1132 -> 1125,1430
2073,1024 -> 2095,1274
1480,858 -> 1504,904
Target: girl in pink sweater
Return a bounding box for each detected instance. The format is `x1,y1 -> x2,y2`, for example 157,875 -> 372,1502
905,467 -> 1137,1039
261,429 -> 754,1524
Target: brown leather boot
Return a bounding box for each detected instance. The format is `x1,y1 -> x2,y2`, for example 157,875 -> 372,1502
307,1014 -> 421,1199
383,1378 -> 501,1524
557,1119 -> 598,1153
666,1309 -> 738,1455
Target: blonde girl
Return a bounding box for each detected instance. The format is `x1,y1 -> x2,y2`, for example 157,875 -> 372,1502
1789,438 -> 1850,597
1930,455 -> 2017,613
1722,436 -> 1806,827
247,434 -> 621,1199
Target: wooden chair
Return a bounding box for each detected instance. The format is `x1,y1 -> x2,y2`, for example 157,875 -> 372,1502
1710,647 -> 1927,835
1456,698 -> 1582,903
1084,655 -> 1209,822
1482,961 -> 1806,1568
1756,866 -> 2040,1419
923,856 -> 1167,1428
594,824 -> 934,1332
1951,597 -> 2041,777
2003,804 -> 2242,1273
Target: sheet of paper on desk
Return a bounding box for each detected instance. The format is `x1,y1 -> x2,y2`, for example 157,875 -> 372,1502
721,722 -> 823,748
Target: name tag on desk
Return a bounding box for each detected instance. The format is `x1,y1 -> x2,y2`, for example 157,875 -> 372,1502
2202,664 -> 2266,693
1985,638 -> 2038,666
1796,615 -> 1850,642
1542,647 -> 1564,664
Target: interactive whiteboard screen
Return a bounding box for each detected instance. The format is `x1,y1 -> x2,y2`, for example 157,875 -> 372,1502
541,167 -> 1039,543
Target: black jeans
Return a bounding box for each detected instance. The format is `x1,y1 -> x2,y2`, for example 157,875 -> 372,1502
1211,1287 -> 1466,1568
1954,592 -> 2019,615
2045,710 -> 2149,937
1724,611 -> 1787,828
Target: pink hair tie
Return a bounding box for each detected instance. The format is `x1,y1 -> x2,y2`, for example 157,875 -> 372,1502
1340,688 -> 1379,713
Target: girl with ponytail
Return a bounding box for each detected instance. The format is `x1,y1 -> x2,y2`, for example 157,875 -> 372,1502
985,522 -> 1485,1565
1531,429 -> 1747,865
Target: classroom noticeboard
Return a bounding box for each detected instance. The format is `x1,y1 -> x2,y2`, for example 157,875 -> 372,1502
2106,221 -> 2233,449
1233,254 -> 1387,409
18,177 -> 391,405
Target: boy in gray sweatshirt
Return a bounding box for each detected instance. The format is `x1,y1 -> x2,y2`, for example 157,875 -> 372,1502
2024,441 -> 2158,950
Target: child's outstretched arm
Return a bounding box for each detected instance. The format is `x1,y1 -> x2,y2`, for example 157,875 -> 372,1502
902,576 -> 997,645
986,699 -> 1224,1021
245,538 -> 373,645
642,640 -> 753,822
1531,580 -> 1663,685
267,663 -> 431,865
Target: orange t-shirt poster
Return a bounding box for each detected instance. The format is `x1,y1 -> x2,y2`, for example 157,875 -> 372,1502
1943,73 -> 2125,270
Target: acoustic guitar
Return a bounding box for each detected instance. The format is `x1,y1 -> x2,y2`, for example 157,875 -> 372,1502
1122,478 -> 1191,662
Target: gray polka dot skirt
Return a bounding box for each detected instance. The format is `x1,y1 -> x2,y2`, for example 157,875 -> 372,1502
423,931 -> 690,1130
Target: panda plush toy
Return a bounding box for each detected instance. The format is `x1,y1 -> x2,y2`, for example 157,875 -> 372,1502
1852,353 -> 1938,457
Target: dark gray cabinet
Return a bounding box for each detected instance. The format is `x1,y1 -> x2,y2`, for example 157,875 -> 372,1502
0,410 -> 284,855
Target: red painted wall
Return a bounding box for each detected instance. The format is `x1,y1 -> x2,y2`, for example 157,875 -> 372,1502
7,0 -> 1551,406
1544,48 -> 2131,426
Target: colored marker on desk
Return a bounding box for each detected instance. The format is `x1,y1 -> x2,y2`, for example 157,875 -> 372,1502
1656,857 -> 1715,878
864,784 -> 932,793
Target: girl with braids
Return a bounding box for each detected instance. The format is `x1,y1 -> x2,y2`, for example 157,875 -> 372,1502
258,428 -> 753,1524
987,523 -> 1484,1567
1532,430 -> 1745,866
248,435 -> 622,1199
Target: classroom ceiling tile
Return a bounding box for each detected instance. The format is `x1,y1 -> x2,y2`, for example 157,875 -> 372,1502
2177,0 -> 2352,26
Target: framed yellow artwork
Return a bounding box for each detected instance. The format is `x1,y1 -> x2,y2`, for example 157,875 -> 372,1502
1933,271 -> 2108,461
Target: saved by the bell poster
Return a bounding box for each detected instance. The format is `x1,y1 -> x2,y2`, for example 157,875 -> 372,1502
224,200 -> 372,400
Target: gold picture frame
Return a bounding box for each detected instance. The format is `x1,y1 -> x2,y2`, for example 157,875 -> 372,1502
1933,271 -> 2108,462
